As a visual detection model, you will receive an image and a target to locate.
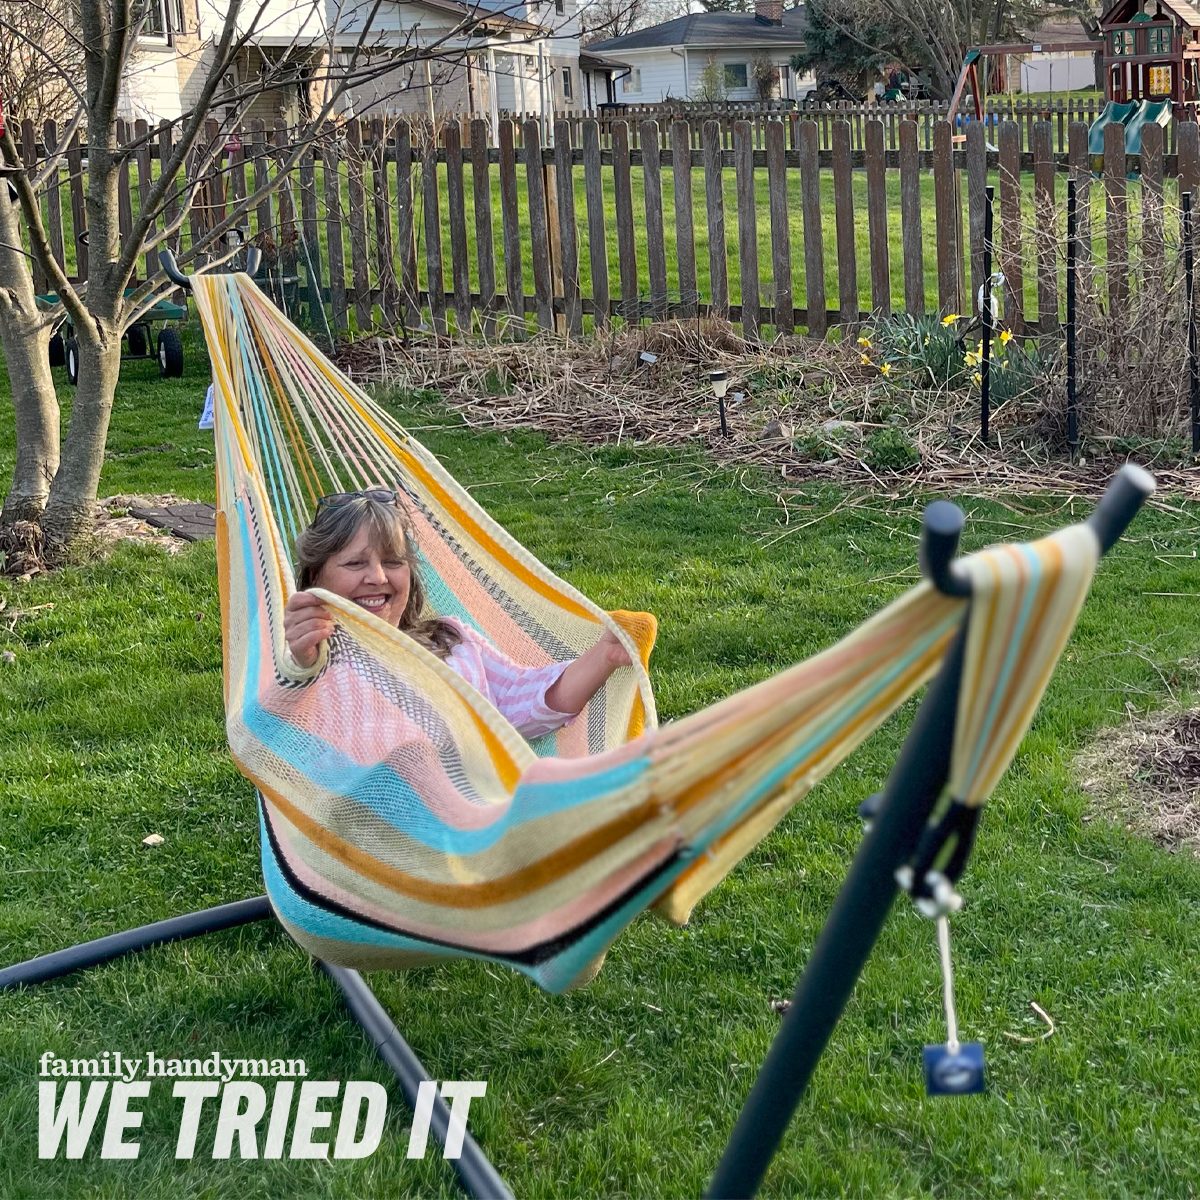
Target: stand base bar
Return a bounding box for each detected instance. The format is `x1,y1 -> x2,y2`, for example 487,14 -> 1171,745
321,963 -> 513,1200
0,897 -> 274,990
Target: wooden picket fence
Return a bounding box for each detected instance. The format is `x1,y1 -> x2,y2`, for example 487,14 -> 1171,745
516,97 -> 1134,155
18,113 -> 1200,344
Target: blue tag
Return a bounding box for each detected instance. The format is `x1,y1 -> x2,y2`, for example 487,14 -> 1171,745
923,1042 -> 986,1096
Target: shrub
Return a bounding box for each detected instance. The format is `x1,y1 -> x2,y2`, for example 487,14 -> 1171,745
865,428 -> 920,471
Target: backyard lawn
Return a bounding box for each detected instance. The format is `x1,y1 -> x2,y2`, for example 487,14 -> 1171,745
1,329 -> 1199,1197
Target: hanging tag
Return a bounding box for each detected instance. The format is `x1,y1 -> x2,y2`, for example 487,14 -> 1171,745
923,1041 -> 986,1096
923,913 -> 986,1096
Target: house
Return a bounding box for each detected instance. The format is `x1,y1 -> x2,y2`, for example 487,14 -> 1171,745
1009,13 -> 1098,92
588,0 -> 812,104
117,0 -> 625,127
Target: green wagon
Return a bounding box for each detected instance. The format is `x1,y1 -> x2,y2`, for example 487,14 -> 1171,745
41,290 -> 188,385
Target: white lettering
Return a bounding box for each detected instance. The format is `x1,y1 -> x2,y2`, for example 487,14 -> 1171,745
440,1081 -> 487,1160
172,1081 -> 220,1159
289,1081 -> 339,1159
38,1081 -> 108,1159
333,1082 -> 387,1159
406,1079 -> 438,1160
212,1082 -> 266,1159
99,1082 -> 150,1159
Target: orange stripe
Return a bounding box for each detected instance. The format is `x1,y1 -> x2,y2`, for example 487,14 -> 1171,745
250,766 -> 667,909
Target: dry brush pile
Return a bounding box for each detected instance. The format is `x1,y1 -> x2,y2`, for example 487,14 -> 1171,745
337,310 -> 1200,503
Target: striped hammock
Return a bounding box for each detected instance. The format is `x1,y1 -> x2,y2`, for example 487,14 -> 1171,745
192,274 -> 1100,994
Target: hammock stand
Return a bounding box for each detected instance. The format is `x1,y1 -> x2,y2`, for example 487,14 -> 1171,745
0,250 -> 1153,1196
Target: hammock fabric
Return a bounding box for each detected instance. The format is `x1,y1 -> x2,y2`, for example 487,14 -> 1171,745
192,274 -> 1099,994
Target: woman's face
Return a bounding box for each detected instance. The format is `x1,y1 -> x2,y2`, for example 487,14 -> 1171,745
313,524 -> 411,628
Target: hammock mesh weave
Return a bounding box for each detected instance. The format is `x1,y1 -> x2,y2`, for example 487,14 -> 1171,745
192,274 -> 1099,993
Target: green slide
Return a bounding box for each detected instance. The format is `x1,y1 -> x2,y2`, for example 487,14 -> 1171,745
1123,98 -> 1172,153
1088,99 -> 1173,157
1088,100 -> 1137,156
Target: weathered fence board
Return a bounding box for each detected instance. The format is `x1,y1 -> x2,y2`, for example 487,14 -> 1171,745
18,113 -> 1200,349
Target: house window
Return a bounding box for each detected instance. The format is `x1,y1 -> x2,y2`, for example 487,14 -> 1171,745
724,62 -> 749,90
555,0 -> 565,12
1147,24 -> 1173,55
625,67 -> 642,95
562,67 -> 573,100
136,0 -> 185,41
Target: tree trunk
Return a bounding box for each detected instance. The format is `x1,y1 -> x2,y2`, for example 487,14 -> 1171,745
0,184 -> 60,523
40,325 -> 121,551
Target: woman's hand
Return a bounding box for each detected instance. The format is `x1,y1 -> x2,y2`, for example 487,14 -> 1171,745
596,629 -> 634,671
283,590 -> 336,669
545,629 -> 635,715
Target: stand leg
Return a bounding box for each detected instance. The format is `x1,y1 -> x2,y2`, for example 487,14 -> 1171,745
707,628 -> 968,1199
321,963 -> 514,1200
0,897 -> 273,990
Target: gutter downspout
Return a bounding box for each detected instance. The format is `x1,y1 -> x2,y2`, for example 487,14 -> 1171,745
669,46 -> 690,98
487,45 -> 500,136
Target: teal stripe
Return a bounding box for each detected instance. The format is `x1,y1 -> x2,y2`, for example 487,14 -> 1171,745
959,544 -> 1041,790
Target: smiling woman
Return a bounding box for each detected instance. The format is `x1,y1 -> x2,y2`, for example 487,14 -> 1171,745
283,490 -> 632,739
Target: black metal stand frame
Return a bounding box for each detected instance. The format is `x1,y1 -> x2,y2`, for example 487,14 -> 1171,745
3,247 -> 1154,1199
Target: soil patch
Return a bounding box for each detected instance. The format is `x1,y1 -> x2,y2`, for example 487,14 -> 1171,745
1,494 -> 209,579
1078,707 -> 1200,856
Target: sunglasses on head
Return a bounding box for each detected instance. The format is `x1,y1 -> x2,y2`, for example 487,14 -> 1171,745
315,488 -> 400,512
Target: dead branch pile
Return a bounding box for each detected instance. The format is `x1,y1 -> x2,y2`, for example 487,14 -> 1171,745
337,317 -> 1200,503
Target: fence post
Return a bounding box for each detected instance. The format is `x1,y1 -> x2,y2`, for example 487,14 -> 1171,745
980,186 -> 994,446
1185,193 -> 1200,454
1066,177 -> 1078,456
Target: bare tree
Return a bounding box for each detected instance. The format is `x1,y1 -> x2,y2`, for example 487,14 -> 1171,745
801,0 -> 1091,99
0,0 -> 545,551
0,0 -> 86,129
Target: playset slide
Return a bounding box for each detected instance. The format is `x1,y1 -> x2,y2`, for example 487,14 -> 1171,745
1088,98 -> 1172,156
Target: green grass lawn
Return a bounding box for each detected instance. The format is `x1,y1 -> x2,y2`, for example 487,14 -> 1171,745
2,331 -> 1199,1197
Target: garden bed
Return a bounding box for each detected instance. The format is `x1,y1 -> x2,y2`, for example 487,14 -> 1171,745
338,316 -> 1200,504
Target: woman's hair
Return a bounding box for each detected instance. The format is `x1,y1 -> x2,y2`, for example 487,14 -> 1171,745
295,494 -> 461,659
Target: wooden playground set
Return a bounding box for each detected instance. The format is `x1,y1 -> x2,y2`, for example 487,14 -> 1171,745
951,0 -> 1200,154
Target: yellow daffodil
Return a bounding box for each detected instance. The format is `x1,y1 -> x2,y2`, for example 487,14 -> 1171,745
964,350 -> 980,367
941,313 -> 961,326
859,353 -> 871,365
857,336 -> 873,349
880,362 -> 892,377
923,336 -> 930,346
999,329 -> 1013,346
972,371 -> 982,386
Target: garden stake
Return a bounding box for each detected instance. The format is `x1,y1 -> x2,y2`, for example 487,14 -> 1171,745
1066,177 -> 1079,456
1188,193 -> 1200,455
980,187 -> 994,446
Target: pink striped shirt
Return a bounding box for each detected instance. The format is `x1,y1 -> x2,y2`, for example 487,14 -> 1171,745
442,619 -> 576,740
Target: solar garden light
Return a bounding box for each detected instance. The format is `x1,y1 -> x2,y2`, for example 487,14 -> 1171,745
709,369 -> 730,437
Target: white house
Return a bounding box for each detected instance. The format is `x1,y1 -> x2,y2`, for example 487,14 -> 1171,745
117,0 -> 625,127
589,0 -> 812,104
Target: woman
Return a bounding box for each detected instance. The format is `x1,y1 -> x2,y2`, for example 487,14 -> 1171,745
283,489 -> 633,739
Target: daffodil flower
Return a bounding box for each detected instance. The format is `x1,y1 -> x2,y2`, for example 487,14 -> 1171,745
972,371 -> 982,386
941,313 -> 961,326
857,336 -> 873,349
880,362 -> 892,377
999,329 -> 1013,346
859,353 -> 871,365
964,350 -> 980,367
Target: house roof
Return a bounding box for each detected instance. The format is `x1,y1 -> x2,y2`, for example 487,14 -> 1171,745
589,5 -> 808,53
579,50 -> 631,72
1100,0 -> 1200,29
1016,13 -> 1094,41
